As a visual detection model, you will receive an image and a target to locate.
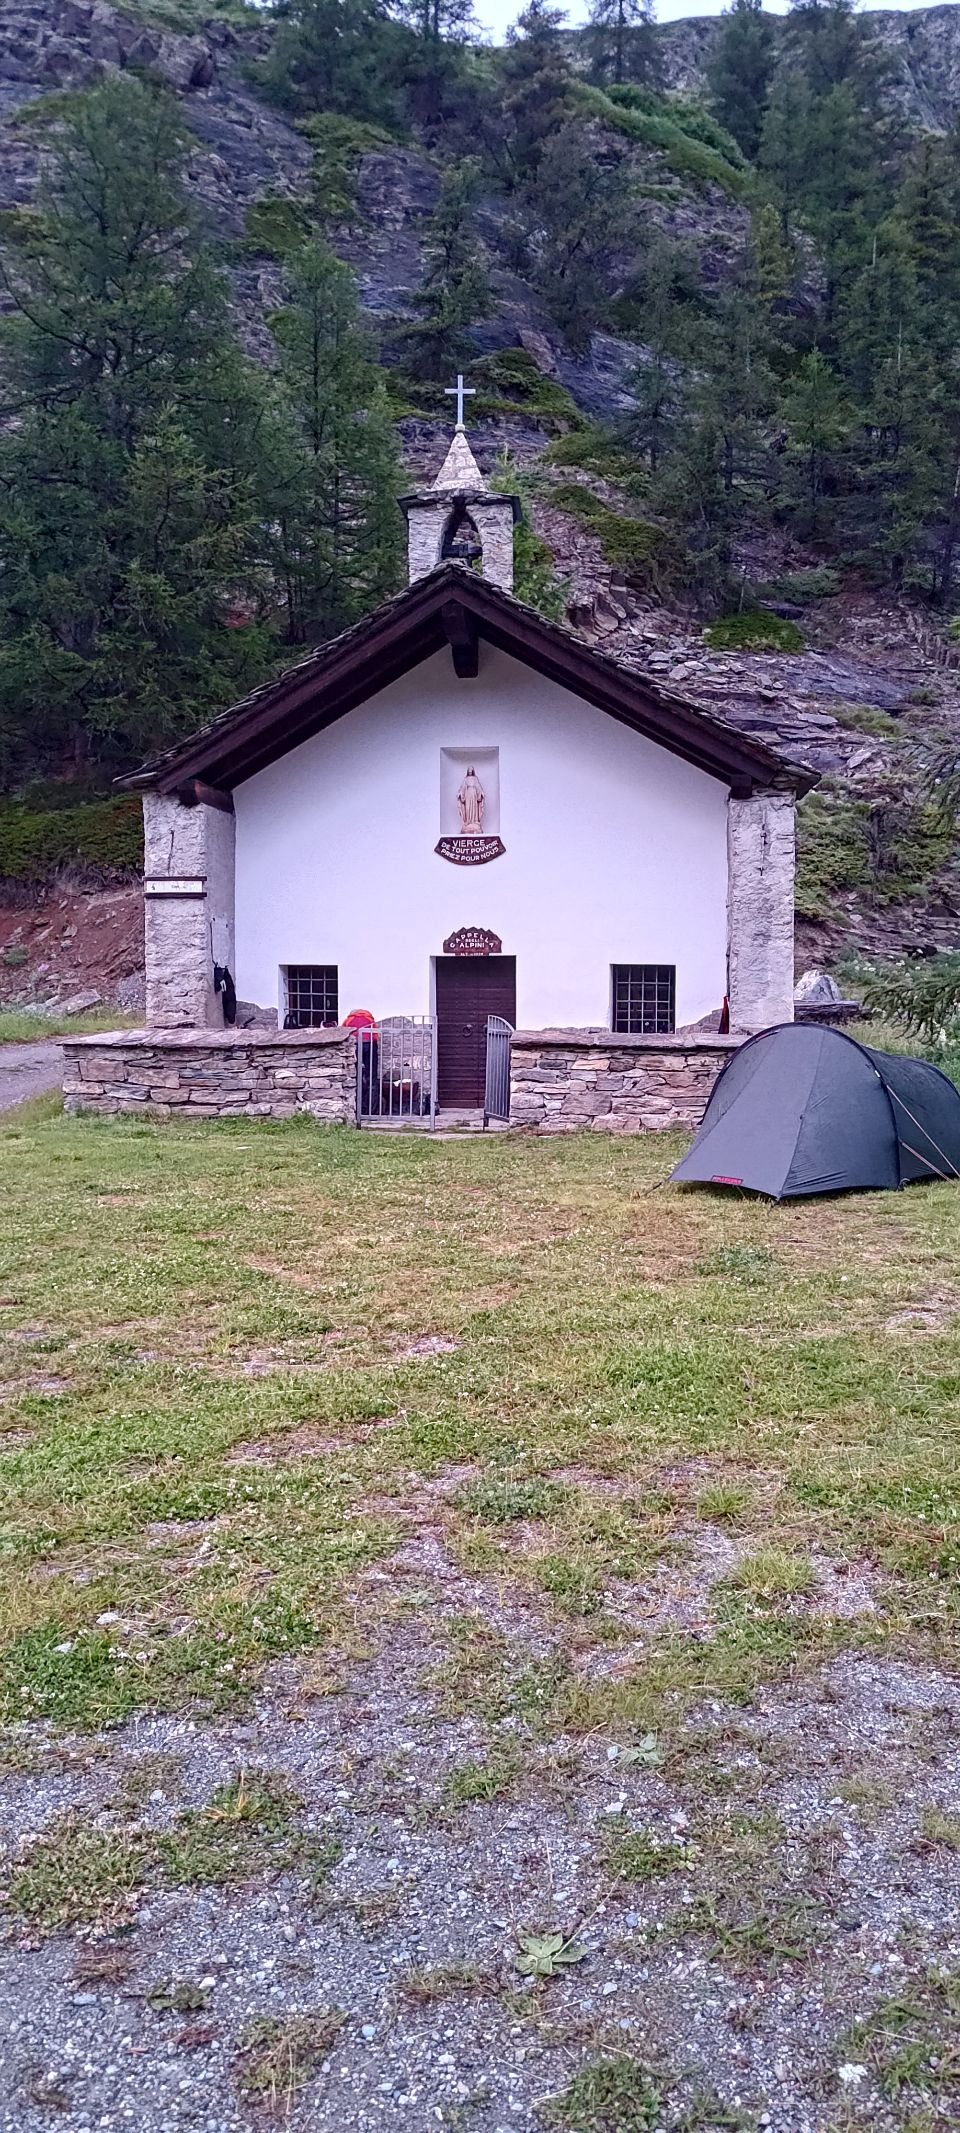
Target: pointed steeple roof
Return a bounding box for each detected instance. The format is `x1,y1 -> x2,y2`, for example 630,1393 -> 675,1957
431,427 -> 486,493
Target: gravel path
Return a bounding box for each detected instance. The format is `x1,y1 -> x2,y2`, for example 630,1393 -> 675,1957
0,1042 -> 63,1111
1,1598 -> 958,2133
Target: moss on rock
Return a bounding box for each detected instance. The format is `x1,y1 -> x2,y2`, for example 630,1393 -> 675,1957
550,482 -> 681,587
704,610 -> 805,653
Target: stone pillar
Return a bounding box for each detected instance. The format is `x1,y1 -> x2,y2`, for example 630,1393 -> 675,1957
143,794 -> 235,1030
406,498 -> 449,582
470,499 -> 515,593
726,790 -> 796,1033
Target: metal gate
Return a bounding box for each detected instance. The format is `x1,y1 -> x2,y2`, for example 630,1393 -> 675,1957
357,1016 -> 437,1127
484,1016 -> 513,1127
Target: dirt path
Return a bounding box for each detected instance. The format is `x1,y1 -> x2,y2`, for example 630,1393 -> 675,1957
0,1042 -> 63,1111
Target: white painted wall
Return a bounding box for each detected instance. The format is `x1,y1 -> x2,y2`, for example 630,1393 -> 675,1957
232,644 -> 730,1029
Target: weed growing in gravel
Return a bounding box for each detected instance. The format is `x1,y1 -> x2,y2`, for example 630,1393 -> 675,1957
846,1967 -> 960,2112
542,2054 -> 663,2130
156,1769 -> 302,1885
916,1804 -> 960,1850
694,1482 -> 754,1525
719,1548 -> 815,1603
6,1766 -> 314,1933
147,1978 -> 212,2013
397,1960 -> 493,2003
602,1828 -> 685,1883
7,1819 -> 148,1931
836,1771 -> 897,1819
683,1888 -> 823,1972
442,1745 -> 523,1809
235,2011 -> 346,2116
535,1554 -> 604,1616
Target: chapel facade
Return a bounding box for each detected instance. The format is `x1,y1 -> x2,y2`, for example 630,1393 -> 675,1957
66,419 -> 817,1128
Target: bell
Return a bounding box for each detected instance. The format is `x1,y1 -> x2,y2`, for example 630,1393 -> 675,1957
448,530 -> 482,564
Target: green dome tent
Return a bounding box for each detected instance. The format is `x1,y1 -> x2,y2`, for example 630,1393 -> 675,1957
670,1024 -> 960,1201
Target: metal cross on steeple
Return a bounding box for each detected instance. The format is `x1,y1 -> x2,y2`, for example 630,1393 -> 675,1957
444,372 -> 475,431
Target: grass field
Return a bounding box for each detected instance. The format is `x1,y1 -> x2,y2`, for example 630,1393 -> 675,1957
2,1105 -> 957,1731
0,1007 -> 138,1043
1,1106 -> 959,2129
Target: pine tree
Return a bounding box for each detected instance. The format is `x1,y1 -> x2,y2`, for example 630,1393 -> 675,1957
586,0 -> 657,91
707,0 -> 775,163
623,235 -> 697,473
266,242 -> 404,644
528,120 -> 630,353
0,76 -> 273,783
759,63 -> 811,241
693,277 -> 776,506
409,158 -> 492,375
503,0 -> 575,184
780,349 -> 851,537
782,0 -> 868,98
402,0 -> 480,133
894,136 -> 960,361
262,0 -> 404,124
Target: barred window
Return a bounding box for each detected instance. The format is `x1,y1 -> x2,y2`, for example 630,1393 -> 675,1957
283,965 -> 339,1028
611,964 -> 676,1035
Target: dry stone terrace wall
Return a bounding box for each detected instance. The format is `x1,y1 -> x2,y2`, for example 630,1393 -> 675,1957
62,1027 -> 357,1122
509,1030 -> 740,1133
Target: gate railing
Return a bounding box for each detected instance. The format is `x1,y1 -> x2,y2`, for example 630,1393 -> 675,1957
357,1016 -> 436,1127
484,1016 -> 513,1127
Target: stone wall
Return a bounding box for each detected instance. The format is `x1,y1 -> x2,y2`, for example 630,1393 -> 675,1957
509,1030 -> 741,1133
62,1027 -> 357,1122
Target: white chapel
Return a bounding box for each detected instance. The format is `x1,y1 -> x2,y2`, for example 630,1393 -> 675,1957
115,415 -> 813,1119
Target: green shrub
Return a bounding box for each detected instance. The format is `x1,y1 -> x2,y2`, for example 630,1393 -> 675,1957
513,518 -> 568,621
471,348 -> 584,428
795,788 -> 955,920
833,702 -> 902,739
549,482 -> 681,586
0,799 -> 143,886
795,791 -> 871,918
858,956 -> 960,1039
544,426 -> 648,499
704,610 -> 804,653
243,195 -> 314,258
764,566 -> 839,605
576,82 -> 752,201
299,113 -> 397,224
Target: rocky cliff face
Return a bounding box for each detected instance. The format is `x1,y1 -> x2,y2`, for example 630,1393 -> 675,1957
657,5 -> 960,135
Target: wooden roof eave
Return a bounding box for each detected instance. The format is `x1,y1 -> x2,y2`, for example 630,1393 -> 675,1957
118,564 -> 816,800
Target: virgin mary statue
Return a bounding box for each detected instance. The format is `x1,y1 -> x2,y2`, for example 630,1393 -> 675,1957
457,766 -> 485,835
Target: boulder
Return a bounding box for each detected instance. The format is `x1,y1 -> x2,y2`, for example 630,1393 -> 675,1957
794,969 -> 843,1007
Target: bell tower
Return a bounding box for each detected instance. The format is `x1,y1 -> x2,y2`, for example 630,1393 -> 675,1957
399,377 -> 520,593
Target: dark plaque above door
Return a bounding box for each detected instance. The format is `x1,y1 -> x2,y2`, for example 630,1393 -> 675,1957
443,927 -> 503,957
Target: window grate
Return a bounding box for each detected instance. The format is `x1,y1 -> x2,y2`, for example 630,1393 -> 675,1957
612,964 -> 676,1035
284,965 -> 339,1028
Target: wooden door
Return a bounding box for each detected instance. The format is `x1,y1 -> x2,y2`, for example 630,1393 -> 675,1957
435,957 -> 516,1108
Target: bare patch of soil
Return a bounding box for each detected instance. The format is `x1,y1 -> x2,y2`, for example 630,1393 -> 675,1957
0,885 -> 143,1008
392,1334 -> 460,1361
227,1427 -> 351,1468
